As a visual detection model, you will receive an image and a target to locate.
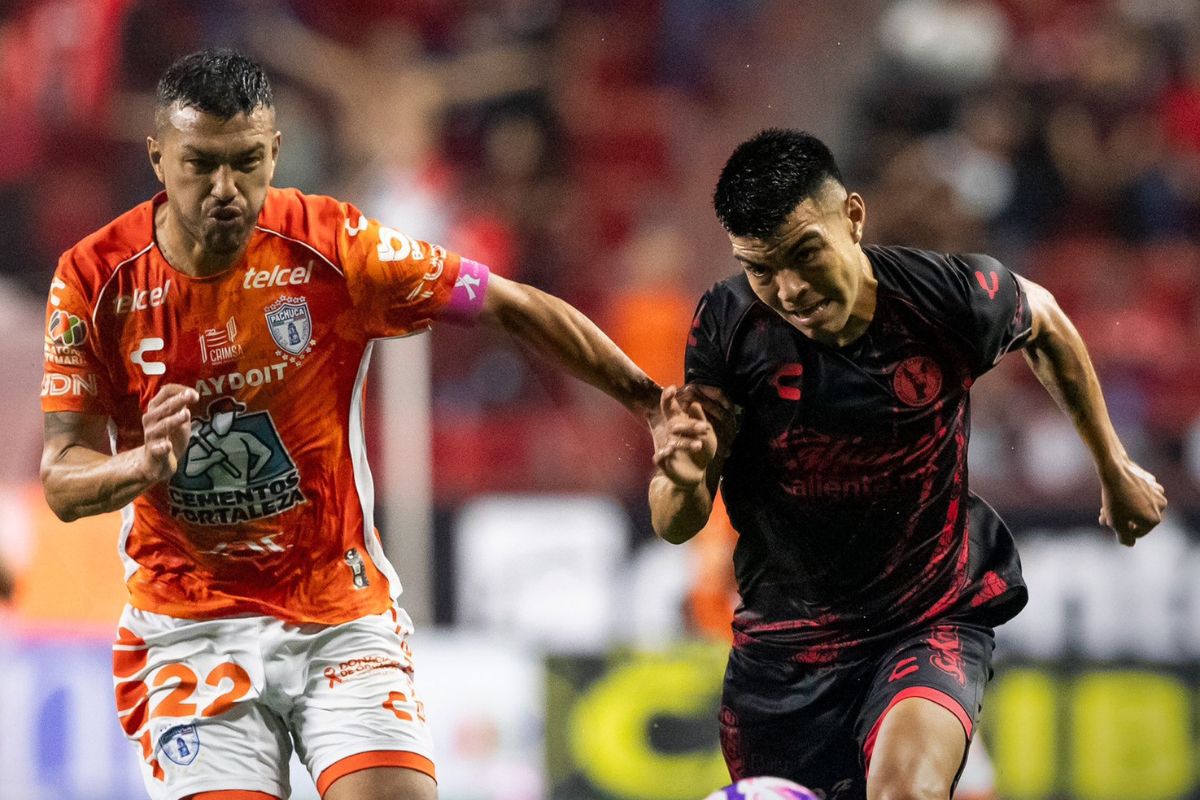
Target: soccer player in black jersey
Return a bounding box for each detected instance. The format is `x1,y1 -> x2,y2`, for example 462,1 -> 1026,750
649,129 -> 1167,800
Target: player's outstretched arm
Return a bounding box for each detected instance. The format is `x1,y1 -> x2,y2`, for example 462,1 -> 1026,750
41,384 -> 199,522
1017,275 -> 1167,545
479,273 -> 662,418
648,385 -> 729,544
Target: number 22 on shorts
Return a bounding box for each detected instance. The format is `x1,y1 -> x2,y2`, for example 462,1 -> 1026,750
149,661 -> 253,719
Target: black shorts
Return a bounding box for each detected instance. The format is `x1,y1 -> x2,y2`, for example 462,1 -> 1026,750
718,618 -> 994,800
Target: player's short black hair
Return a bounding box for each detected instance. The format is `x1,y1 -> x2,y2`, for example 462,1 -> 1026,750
713,129 -> 844,239
156,49 -> 274,121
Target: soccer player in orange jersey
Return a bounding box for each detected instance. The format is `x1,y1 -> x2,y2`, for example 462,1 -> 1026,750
39,50 -> 671,800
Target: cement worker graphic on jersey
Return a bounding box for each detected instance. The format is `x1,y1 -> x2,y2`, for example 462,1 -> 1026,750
169,397 -> 305,525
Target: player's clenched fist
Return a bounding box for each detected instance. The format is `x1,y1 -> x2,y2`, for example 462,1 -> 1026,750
1099,459 -> 1167,547
141,384 -> 200,482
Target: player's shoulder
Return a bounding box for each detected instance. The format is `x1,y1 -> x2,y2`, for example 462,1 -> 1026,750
255,187 -> 354,266
57,197 -> 157,294
699,272 -> 761,326
256,187 -> 350,236
868,244 -> 1008,306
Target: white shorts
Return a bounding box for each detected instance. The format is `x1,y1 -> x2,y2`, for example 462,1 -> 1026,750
112,603 -> 435,800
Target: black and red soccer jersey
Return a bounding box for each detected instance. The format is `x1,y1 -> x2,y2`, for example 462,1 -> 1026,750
685,245 -> 1034,662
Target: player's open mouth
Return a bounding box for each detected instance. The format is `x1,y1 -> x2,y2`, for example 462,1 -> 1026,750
795,299 -> 830,320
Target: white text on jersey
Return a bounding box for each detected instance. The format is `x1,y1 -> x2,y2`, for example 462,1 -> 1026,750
195,362 -> 288,396
243,262 -> 313,289
114,279 -> 172,314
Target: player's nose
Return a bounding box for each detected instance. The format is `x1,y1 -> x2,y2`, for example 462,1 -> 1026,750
775,270 -> 810,307
210,165 -> 238,202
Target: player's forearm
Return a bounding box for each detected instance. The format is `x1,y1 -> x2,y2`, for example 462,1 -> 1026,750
1023,304 -> 1127,477
649,472 -> 714,544
41,446 -> 155,522
485,278 -> 661,416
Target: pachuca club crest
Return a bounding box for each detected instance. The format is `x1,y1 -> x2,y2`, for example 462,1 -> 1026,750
264,295 -> 312,356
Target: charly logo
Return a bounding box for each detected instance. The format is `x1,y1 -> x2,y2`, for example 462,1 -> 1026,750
264,295 -> 314,364
892,356 -> 942,408
47,310 -> 87,347
168,397 -> 306,526
158,724 -> 199,766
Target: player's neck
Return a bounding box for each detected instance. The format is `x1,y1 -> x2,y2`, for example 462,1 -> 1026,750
154,202 -> 249,278
820,252 -> 878,348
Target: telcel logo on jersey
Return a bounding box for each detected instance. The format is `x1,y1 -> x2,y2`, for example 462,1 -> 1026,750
167,398 -> 306,526
243,261 -> 313,289
113,279 -> 172,314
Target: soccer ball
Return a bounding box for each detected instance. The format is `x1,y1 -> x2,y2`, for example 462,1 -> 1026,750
703,776 -> 821,800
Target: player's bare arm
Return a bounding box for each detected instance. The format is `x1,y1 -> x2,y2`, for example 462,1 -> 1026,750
41,384 -> 199,522
648,385 -> 732,544
1017,274 -> 1167,545
479,272 -> 662,417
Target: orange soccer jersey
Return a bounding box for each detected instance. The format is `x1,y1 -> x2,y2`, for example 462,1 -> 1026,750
42,187 -> 463,624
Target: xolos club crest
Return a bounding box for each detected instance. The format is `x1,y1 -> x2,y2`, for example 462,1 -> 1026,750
264,295 -> 313,361
892,355 -> 943,408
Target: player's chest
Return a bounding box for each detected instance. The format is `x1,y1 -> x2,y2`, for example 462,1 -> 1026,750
98,261 -> 355,401
732,305 -> 970,434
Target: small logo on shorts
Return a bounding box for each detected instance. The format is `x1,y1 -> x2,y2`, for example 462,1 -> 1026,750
324,655 -> 405,688
888,656 -> 919,682
927,626 -> 966,686
158,724 -> 200,766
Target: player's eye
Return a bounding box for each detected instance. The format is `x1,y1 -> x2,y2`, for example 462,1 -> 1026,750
186,159 -> 215,172
794,247 -> 820,264
744,264 -> 769,279
238,159 -> 263,172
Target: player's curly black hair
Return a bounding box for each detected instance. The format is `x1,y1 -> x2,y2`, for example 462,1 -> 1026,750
156,49 -> 274,122
713,129 -> 844,239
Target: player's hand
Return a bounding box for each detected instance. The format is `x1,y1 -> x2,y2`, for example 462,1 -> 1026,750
676,384 -> 736,457
1099,458 -> 1166,547
140,384 -> 199,483
652,385 -> 718,487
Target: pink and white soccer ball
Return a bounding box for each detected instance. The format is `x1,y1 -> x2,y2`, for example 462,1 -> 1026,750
703,776 -> 821,800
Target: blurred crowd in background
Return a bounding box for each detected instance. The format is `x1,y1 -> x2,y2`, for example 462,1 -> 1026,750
2,0 -> 1198,525
3,3 -> 1199,797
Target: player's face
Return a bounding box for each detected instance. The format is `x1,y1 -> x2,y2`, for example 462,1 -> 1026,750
730,183 -> 869,342
148,104 -> 280,259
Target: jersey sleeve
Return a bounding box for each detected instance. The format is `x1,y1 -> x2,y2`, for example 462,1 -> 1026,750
41,258 -> 114,415
333,200 -> 464,339
942,253 -> 1034,377
684,291 -> 730,391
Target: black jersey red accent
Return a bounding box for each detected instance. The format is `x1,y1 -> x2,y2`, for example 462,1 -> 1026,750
685,245 -> 1034,662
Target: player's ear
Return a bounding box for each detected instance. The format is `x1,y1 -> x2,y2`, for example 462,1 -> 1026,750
147,136 -> 165,184
268,131 -> 281,180
846,192 -> 866,244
